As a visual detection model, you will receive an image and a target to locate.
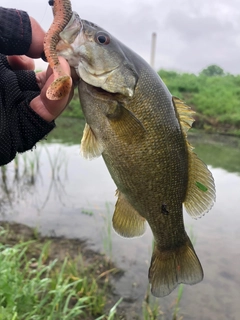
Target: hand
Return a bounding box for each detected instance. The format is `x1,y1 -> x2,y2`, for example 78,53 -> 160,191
7,55 -> 78,122
7,15 -> 79,122
27,17 -> 46,59
31,57 -> 78,122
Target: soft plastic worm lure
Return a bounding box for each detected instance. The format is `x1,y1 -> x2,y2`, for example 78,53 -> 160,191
44,0 -> 73,100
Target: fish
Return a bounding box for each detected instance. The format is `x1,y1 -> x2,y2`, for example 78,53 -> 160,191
43,0 -> 73,100
55,11 -> 216,297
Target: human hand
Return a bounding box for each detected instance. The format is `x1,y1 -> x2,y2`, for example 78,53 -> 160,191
31,57 -> 78,122
7,55 -> 79,123
27,17 -> 45,59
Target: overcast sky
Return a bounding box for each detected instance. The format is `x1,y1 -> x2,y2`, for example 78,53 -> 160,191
3,0 -> 240,74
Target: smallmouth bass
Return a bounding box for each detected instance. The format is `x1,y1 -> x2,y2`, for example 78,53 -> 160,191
55,10 -> 216,297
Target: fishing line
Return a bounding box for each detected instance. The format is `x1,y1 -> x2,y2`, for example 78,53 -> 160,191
38,1 -> 51,25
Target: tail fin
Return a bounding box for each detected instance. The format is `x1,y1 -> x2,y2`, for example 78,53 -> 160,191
148,236 -> 203,297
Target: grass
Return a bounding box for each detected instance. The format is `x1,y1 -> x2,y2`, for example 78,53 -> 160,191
63,89 -> 84,119
101,203 -> 114,260
142,284 -> 184,320
159,67 -> 240,133
0,224 -> 122,320
0,215 -> 185,320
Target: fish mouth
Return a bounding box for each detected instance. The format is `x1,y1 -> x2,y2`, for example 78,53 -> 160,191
79,63 -> 119,81
79,78 -> 121,100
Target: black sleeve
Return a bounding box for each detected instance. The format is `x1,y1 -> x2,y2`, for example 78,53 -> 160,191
0,55 -> 55,166
0,7 -> 32,55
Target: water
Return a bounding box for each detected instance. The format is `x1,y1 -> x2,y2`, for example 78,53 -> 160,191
0,118 -> 240,320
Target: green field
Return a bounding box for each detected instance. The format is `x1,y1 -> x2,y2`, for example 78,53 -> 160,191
159,65 -> 240,134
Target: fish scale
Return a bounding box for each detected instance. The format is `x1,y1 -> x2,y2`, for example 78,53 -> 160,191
52,7 -> 216,297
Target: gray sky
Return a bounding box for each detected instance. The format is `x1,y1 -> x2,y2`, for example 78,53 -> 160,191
3,0 -> 240,74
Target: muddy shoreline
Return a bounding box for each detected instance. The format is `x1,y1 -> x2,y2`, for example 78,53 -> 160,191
0,221 -> 152,320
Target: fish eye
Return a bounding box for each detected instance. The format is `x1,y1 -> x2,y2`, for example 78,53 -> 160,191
95,32 -> 110,45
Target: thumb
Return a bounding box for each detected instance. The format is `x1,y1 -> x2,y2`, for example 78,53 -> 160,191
30,57 -> 74,122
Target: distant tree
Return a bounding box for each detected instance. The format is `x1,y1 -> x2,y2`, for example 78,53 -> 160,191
200,65 -> 225,77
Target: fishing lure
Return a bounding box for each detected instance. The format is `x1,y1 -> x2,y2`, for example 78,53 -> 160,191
44,0 -> 73,100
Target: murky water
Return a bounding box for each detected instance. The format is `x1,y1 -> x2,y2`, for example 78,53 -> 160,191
1,118 -> 240,320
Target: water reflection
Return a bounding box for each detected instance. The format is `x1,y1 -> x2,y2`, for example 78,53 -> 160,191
0,144 -> 70,216
189,132 -> 240,174
1,118 -> 240,320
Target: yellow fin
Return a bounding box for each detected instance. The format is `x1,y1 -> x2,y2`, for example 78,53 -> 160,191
149,236 -> 203,297
112,190 -> 146,238
172,97 -> 216,218
80,123 -> 104,159
172,96 -> 195,134
108,104 -> 145,143
184,149 -> 216,218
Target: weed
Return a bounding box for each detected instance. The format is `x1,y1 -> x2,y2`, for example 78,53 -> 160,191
102,202 -> 113,259
142,285 -> 163,320
81,209 -> 94,216
172,285 -> 184,320
0,226 -> 120,320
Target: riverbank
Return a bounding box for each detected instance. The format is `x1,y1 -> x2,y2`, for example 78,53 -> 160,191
1,130 -> 239,319
0,221 -> 123,320
0,222 -> 183,320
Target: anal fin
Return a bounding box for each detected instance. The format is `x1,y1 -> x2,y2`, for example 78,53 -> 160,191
113,190 -> 146,238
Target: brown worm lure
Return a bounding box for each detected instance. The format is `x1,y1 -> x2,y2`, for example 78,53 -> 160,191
44,0 -> 73,100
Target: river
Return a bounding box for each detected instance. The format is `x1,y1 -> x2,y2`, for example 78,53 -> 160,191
0,117 -> 239,320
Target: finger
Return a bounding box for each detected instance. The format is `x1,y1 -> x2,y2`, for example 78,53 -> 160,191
35,70 -> 49,90
30,57 -> 75,122
36,59 -> 80,91
7,55 -> 35,71
27,17 -> 45,59
36,56 -> 70,90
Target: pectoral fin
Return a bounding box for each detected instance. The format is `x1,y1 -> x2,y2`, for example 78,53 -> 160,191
107,103 -> 145,143
81,123 -> 104,159
113,190 -> 146,238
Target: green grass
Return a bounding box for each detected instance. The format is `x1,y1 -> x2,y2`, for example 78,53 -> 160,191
101,203 -> 113,260
0,215 -> 186,320
48,117 -> 85,145
159,67 -> 240,132
142,284 -> 183,320
63,89 -> 84,119
0,227 -> 120,320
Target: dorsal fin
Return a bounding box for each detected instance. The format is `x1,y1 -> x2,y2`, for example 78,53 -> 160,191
172,97 -> 216,218
172,96 -> 195,135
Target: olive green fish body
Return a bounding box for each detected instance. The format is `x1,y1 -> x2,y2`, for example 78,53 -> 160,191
57,14 -> 216,297
80,58 -> 188,243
